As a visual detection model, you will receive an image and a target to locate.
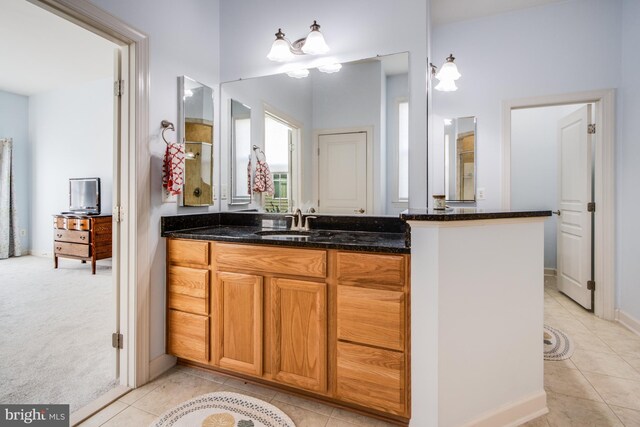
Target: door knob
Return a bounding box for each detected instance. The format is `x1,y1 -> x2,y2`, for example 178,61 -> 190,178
553,210 -> 561,216
354,208 -> 365,214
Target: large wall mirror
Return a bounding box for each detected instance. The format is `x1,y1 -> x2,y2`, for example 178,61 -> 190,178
444,116 -> 476,201
220,52 -> 410,216
179,75 -> 214,206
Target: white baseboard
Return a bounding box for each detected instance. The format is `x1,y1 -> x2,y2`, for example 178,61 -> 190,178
544,268 -> 557,276
149,354 -> 177,381
616,309 -> 640,337
460,391 -> 548,427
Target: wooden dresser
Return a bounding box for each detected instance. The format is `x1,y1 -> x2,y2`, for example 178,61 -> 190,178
53,214 -> 112,274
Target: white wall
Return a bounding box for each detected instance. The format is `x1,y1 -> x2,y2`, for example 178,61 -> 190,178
89,0 -> 221,360
618,0 -> 640,322
511,104 -> 584,269
220,0 -> 428,209
0,90 -> 30,252
28,78 -> 113,255
431,0 -> 622,209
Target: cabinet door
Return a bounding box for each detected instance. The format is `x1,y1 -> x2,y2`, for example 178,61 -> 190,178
215,272 -> 263,376
271,278 -> 327,392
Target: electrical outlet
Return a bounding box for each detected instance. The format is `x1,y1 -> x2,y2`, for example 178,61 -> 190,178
20,229 -> 26,237
162,188 -> 177,203
221,185 -> 228,200
477,187 -> 486,200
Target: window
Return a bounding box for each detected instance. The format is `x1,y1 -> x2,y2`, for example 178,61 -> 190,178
398,101 -> 409,201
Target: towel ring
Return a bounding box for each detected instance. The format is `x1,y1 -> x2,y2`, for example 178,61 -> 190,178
252,144 -> 266,161
161,120 -> 175,145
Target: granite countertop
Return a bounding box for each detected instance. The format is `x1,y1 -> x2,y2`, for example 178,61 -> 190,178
161,212 -> 410,254
400,207 -> 552,221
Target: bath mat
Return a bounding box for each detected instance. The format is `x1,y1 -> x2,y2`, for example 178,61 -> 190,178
544,325 -> 574,361
151,391 -> 295,427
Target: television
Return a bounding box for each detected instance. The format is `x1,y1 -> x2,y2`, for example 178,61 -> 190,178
67,178 -> 101,215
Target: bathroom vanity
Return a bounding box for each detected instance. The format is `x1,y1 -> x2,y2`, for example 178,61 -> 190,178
162,213 -> 411,422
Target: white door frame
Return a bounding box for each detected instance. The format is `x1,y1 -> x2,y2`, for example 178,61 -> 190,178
501,89 -> 615,320
32,0 -> 151,391
313,127 -> 374,214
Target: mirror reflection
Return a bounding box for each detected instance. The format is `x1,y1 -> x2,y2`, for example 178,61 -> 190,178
221,52 -> 409,216
444,116 -> 476,201
179,76 -> 214,206
230,100 -> 251,204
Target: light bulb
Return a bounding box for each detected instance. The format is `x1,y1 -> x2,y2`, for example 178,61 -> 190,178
435,54 -> 461,81
301,21 -> 329,55
267,29 -> 294,62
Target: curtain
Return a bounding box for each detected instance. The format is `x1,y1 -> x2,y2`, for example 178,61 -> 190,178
0,138 -> 22,259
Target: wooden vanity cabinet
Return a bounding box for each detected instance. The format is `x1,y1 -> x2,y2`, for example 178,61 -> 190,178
166,238 -> 410,421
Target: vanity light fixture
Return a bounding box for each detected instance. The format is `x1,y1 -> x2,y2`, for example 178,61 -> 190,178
286,68 -> 310,79
318,62 -> 342,73
267,20 -> 329,62
431,54 -> 461,92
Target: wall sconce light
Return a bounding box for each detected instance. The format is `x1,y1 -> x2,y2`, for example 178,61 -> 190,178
430,54 -> 461,92
267,20 -> 330,62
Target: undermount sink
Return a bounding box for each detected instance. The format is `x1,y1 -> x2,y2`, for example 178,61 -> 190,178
255,230 -> 312,239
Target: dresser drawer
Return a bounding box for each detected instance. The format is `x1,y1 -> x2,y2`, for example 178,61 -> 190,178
54,229 -> 89,244
216,243 -> 326,278
168,265 -> 209,315
336,252 -> 405,289
54,241 -> 89,258
67,218 -> 91,231
336,342 -> 406,416
167,239 -> 209,267
337,286 -> 405,351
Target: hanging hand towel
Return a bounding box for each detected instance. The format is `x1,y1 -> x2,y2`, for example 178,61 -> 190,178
253,159 -> 274,196
247,156 -> 252,195
163,143 -> 185,196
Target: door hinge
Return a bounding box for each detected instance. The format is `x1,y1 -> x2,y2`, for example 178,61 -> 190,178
113,206 -> 124,223
587,280 -> 596,291
587,202 -> 596,212
587,124 -> 596,134
114,80 -> 124,97
112,333 -> 124,349
317,147 -> 320,156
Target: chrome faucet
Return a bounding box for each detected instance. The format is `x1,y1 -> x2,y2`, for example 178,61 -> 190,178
285,208 -> 304,231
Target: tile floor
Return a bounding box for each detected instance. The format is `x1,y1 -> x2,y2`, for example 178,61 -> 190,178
80,275 -> 640,427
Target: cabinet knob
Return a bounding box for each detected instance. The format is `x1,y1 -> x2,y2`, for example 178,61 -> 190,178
80,235 -> 86,240
354,208 -> 365,214
56,246 -> 61,250
56,234 -> 62,238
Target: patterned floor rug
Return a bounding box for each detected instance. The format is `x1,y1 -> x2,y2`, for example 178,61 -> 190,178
151,392 -> 296,427
544,325 -> 574,361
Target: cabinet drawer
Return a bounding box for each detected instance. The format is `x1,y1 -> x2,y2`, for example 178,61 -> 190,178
337,286 -> 405,351
216,243 -> 326,278
168,310 -> 209,362
336,342 -> 406,416
67,218 -> 91,231
168,265 -> 209,315
54,241 -> 89,258
54,229 -> 89,244
336,252 -> 405,289
167,239 -> 209,267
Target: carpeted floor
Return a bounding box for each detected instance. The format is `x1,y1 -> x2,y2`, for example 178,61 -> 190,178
0,255 -> 116,411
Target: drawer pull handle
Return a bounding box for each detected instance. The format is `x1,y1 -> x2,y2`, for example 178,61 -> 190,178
56,246 -> 62,250
56,234 -> 62,238
80,236 -> 86,240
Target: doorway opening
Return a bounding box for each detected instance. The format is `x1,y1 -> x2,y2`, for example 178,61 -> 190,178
502,90 -> 615,320
263,110 -> 300,212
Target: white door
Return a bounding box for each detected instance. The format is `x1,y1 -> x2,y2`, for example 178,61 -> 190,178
318,132 -> 367,214
556,105 -> 593,310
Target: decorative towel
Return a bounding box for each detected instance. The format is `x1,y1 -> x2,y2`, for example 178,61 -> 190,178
163,143 -> 185,196
252,159 -> 274,196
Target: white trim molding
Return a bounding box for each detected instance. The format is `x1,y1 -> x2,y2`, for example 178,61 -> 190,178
501,89 -> 616,320
149,354 -> 177,381
616,309 -> 640,337
460,391 -> 548,427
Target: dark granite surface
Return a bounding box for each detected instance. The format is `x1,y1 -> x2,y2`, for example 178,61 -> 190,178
161,212 -> 410,254
400,208 -> 552,221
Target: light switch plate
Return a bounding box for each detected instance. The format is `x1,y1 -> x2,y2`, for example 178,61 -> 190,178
477,187 -> 486,200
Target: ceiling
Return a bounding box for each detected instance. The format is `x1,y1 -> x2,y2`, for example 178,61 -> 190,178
0,0 -> 117,96
431,0 -> 566,26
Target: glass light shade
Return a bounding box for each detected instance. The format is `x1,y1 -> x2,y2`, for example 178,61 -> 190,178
286,68 -> 309,79
302,29 -> 329,55
318,62 -> 342,73
267,38 -> 294,62
435,78 -> 458,92
435,61 -> 461,81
